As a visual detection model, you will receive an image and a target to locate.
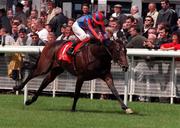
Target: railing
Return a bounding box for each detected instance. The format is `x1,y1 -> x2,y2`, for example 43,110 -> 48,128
0,46 -> 180,104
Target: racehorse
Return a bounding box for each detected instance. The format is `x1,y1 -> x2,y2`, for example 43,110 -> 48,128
13,38 -> 133,114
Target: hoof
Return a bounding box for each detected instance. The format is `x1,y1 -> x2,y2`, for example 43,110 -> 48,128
125,108 -> 134,114
71,109 -> 76,112
25,100 -> 32,105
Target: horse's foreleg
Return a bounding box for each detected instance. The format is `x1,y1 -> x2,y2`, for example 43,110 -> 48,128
71,77 -> 84,112
25,68 -> 64,105
101,73 -> 133,113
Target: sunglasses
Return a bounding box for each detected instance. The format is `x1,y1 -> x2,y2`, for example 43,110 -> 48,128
31,36 -> 38,39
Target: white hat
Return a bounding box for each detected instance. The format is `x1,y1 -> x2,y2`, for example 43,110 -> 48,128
114,4 -> 122,8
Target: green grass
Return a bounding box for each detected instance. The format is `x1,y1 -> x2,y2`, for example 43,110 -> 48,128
0,94 -> 179,128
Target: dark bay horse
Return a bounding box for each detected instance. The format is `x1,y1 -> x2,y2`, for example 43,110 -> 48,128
13,39 -> 133,114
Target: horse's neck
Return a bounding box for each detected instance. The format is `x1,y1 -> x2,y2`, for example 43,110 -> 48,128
90,44 -> 111,59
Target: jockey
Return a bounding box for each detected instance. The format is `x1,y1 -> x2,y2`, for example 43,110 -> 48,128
67,11 -> 105,55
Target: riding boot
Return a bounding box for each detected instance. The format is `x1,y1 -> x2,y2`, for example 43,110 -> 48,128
67,41 -> 77,55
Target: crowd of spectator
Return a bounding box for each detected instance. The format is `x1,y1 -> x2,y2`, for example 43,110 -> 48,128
0,0 -> 180,101
0,0 -> 179,50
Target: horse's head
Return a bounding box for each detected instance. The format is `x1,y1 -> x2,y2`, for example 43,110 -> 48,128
110,39 -> 128,72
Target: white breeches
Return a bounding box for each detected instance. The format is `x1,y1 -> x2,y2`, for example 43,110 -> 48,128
72,21 -> 90,41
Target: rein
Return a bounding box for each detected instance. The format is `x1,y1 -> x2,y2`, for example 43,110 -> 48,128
104,45 -> 112,58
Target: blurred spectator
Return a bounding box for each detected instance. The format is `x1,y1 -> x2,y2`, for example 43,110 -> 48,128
154,26 -> 171,49
143,33 -> 157,49
12,17 -> 26,30
45,24 -> 53,33
147,3 -> 159,27
160,31 -> 180,50
147,27 -> 157,36
47,32 -> 56,44
112,18 -> 128,44
156,22 -> 168,34
46,1 -> 56,24
0,8 -> 12,33
29,23 -> 37,34
174,17 -> 180,32
108,16 -> 115,27
130,5 -> 143,32
40,11 -> 47,26
11,23 -> 19,41
124,16 -> 136,41
56,24 -> 67,41
150,27 -> 171,49
156,0 -> 178,32
30,17 -> 37,25
57,25 -> 76,41
15,2 -> 27,25
109,18 -> 120,37
35,18 -> 48,43
81,3 -> 90,16
67,18 -> 75,27
49,7 -> 68,36
30,32 -> 45,46
26,18 -> 32,33
22,0 -> 31,17
105,27 -> 114,40
63,26 -> 76,41
0,28 -> 15,46
6,9 -> 14,25
111,4 -> 127,27
126,25 -> 146,48
29,9 -> 38,19
16,28 -> 32,46
143,16 -> 154,38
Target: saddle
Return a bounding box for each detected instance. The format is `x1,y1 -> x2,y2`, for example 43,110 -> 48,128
57,39 -> 89,63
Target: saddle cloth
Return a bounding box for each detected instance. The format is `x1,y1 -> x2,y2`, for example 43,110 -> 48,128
57,39 -> 89,63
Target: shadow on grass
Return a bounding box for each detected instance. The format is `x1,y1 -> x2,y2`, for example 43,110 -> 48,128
37,107 -> 142,116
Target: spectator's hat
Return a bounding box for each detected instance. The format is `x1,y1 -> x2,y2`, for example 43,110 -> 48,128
47,0 -> 55,4
19,28 -> 27,33
114,4 -> 122,8
16,2 -> 24,9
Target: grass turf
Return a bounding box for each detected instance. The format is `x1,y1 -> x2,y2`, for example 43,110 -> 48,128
0,94 -> 179,128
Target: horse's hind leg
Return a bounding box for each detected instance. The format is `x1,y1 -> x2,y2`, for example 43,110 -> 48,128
101,72 -> 133,114
71,77 -> 84,111
25,67 -> 64,105
13,69 -> 41,91
13,54 -> 54,91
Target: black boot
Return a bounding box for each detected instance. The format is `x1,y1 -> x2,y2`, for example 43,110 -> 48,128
67,41 -> 77,55
66,47 -> 74,55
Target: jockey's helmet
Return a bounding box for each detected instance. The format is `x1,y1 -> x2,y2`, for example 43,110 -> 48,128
92,11 -> 105,26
